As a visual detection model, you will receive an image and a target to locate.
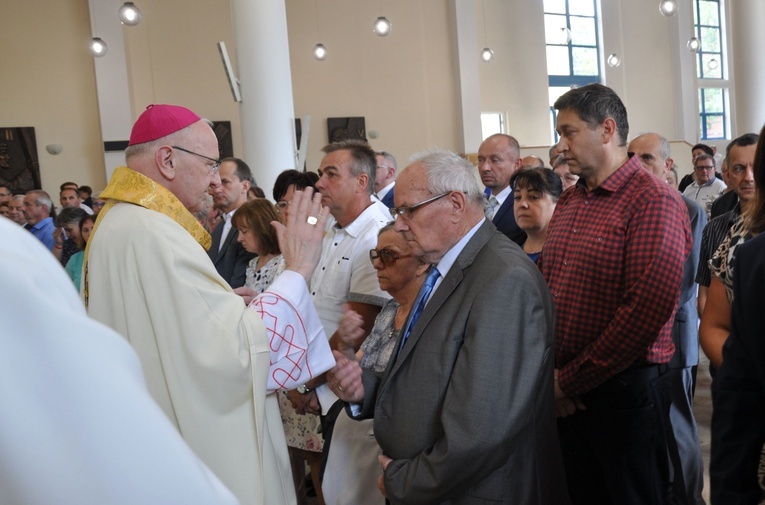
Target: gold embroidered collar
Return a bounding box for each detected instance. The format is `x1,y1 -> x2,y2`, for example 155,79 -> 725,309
98,166 -> 211,249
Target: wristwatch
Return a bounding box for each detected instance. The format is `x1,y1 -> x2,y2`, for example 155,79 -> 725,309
297,384 -> 312,394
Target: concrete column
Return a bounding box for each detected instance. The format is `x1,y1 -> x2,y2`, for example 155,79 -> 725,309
729,0 -> 765,135
230,0 -> 296,196
451,0 -> 483,154
668,0 -> 699,144
89,0 -> 134,182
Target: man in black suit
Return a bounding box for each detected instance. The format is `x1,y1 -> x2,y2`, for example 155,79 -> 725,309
208,157 -> 256,288
477,134 -> 523,243
711,230 -> 765,504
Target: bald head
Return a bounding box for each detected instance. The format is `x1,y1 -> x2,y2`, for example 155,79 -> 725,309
125,120 -> 221,213
521,156 -> 545,169
628,133 -> 672,178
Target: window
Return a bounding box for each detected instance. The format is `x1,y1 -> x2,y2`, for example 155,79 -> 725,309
481,112 -> 506,139
694,0 -> 729,140
544,0 -> 601,142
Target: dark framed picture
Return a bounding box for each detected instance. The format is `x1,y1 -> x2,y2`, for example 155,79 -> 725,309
327,117 -> 367,143
0,127 -> 40,193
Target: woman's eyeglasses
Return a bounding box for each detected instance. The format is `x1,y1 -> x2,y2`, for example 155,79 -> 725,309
369,248 -> 412,267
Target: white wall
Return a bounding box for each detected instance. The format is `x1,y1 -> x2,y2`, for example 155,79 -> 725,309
0,0 -> 105,194
286,0 -> 462,173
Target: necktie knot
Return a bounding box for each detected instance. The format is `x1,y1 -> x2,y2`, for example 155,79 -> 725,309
488,195 -> 499,210
398,266 -> 441,355
423,266 -> 440,290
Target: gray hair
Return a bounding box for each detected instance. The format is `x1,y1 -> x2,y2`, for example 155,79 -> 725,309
657,135 -> 671,162
378,221 -> 396,236
694,153 -> 716,168
26,190 -> 53,212
408,149 -> 484,207
322,140 -> 377,195
56,206 -> 88,227
376,151 -> 398,169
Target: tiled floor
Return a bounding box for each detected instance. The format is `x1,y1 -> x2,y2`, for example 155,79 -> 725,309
693,355 -> 713,503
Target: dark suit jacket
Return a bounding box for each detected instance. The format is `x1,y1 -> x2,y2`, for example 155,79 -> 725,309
355,220 -> 569,505
486,189 -> 523,244
208,220 -> 256,289
711,232 -> 765,504
379,186 -> 395,208
710,189 -> 738,219
670,196 -> 706,368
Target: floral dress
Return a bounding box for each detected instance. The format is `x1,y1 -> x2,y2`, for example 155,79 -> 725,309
360,298 -> 401,374
709,217 -> 749,303
244,255 -> 285,294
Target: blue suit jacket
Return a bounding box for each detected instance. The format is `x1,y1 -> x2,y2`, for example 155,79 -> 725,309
380,188 -> 395,209
670,196 -> 706,368
208,221 -> 256,289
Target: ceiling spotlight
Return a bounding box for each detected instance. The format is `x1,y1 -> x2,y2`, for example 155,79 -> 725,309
89,37 -> 108,57
607,54 -> 621,67
687,37 -> 700,53
481,48 -> 494,63
373,16 -> 392,36
118,2 -> 142,26
659,0 -> 678,17
313,43 -> 327,61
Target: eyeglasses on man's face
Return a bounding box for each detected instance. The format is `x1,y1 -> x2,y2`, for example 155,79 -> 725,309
369,247 -> 412,267
389,192 -> 450,221
172,146 -> 221,174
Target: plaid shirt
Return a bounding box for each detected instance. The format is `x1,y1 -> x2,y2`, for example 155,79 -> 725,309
540,154 -> 691,396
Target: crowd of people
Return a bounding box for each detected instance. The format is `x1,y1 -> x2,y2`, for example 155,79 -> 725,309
3,84 -> 765,505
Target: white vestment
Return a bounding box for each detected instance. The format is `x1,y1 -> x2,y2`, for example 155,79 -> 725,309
0,216 -> 238,505
86,203 -> 334,505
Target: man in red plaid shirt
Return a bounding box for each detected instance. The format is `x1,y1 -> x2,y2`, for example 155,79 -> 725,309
540,83 -> 691,505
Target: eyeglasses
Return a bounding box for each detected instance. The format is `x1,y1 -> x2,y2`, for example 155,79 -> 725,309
369,248 -> 412,267
389,192 -> 450,220
694,165 -> 714,172
172,146 -> 221,174
275,201 -> 290,213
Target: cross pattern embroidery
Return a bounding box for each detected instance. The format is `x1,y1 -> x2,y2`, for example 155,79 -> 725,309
253,293 -> 313,389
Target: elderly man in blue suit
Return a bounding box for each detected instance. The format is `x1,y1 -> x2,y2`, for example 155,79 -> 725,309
477,134 -> 523,243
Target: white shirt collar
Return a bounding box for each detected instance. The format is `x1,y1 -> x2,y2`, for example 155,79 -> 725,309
376,181 -> 395,200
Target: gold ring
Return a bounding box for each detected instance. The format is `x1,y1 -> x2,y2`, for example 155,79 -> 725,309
307,216 -> 318,226
338,384 -> 344,393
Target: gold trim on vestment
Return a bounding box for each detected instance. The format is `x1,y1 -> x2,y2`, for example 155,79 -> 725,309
83,166 -> 211,306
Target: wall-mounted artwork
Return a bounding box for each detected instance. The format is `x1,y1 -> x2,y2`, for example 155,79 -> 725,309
0,127 -> 40,193
327,117 -> 367,143
211,121 -> 233,159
